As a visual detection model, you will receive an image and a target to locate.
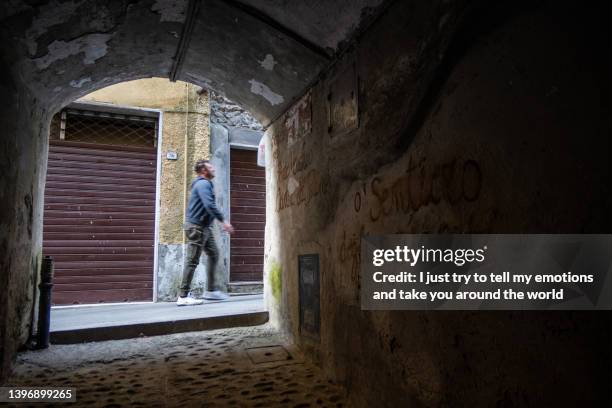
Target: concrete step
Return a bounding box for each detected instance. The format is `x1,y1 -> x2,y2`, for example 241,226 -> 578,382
50,294 -> 267,344
228,281 -> 263,294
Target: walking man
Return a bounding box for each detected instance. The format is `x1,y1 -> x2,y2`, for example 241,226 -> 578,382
177,159 -> 234,306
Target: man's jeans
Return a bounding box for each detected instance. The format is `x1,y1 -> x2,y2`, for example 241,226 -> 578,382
180,222 -> 219,297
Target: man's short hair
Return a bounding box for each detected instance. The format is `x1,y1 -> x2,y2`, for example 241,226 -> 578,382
194,159 -> 210,174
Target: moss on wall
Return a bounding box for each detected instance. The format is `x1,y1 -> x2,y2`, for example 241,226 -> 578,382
269,259 -> 282,302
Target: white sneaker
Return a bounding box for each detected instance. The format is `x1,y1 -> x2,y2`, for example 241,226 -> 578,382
203,290 -> 230,301
176,295 -> 204,306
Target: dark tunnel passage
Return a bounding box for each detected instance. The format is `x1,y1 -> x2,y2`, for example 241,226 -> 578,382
2,0 -> 612,406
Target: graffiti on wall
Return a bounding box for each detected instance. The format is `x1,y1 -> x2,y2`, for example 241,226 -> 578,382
328,156 -> 482,304
277,169 -> 324,211
275,91 -> 326,211
284,91 -> 312,147
338,226 -> 364,294
277,149 -> 312,183
354,156 -> 482,221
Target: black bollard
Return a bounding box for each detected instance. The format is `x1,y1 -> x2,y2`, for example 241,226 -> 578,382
36,256 -> 54,349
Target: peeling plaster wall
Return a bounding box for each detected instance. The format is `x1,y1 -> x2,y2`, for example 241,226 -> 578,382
265,1 -> 612,406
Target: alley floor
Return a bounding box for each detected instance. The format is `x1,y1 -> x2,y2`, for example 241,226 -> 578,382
49,295 -> 267,343
51,295 -> 265,332
6,325 -> 347,407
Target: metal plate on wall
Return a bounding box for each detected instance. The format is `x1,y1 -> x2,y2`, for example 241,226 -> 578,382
327,63 -> 358,138
299,254 -> 320,338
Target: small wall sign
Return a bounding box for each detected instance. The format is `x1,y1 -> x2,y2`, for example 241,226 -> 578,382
166,151 -> 178,160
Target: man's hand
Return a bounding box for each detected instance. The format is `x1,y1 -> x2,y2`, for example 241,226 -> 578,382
222,222 -> 235,234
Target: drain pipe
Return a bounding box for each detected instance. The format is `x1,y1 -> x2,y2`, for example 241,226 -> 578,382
36,256 -> 54,349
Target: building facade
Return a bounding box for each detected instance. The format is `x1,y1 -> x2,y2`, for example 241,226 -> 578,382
42,78 -> 264,304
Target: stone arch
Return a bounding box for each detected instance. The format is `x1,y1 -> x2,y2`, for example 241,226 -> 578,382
0,0 -> 384,381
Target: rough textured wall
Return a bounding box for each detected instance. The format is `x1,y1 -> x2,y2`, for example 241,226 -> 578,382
158,110 -> 191,244
0,74 -> 47,382
157,87 -> 209,245
265,1 -> 611,406
210,91 -> 263,131
1,0 -> 333,126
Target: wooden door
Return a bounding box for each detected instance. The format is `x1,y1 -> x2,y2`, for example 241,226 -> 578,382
229,148 -> 265,282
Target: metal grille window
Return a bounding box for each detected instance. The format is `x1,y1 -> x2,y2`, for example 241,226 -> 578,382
49,113 -> 61,140
54,109 -> 157,147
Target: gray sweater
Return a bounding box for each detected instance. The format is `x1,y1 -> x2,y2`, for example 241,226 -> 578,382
185,177 -> 225,227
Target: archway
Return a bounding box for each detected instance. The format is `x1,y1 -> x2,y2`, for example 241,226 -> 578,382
0,0 -> 381,380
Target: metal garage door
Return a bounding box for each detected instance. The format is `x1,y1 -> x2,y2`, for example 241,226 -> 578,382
43,108 -> 157,305
230,148 -> 265,282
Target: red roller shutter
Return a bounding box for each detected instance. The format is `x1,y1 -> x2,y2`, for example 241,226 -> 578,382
230,148 -> 265,282
43,110 -> 157,304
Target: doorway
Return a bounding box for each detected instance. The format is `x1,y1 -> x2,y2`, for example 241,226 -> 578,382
229,148 -> 265,283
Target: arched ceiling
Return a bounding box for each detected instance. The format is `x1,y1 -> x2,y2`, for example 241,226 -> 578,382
1,0 -> 385,126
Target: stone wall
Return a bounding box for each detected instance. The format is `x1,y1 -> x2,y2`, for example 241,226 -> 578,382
210,91 -> 263,131
0,69 -> 47,382
265,1 -> 612,406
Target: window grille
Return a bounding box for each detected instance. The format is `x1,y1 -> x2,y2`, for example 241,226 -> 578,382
52,108 -> 157,147
49,112 -> 61,141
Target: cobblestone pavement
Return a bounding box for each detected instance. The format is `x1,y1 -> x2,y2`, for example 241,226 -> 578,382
6,325 -> 347,407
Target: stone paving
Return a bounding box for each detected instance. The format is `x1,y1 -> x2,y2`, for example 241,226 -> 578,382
6,325 -> 347,407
